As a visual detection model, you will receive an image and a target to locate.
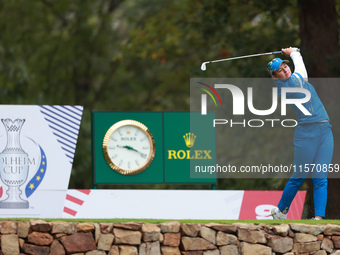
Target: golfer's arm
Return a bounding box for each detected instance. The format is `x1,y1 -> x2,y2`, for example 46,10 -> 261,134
291,51 -> 308,80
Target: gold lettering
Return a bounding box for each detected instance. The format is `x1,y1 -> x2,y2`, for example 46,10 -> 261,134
195,150 -> 203,159
186,150 -> 194,159
177,150 -> 186,159
168,150 -> 177,159
203,150 -> 212,159
168,150 -> 213,159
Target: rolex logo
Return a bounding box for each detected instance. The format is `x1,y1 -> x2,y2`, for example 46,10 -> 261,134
168,132 -> 211,160
183,133 -> 196,148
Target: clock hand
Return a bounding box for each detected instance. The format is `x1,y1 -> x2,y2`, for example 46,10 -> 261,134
117,145 -> 138,152
122,145 -> 137,151
117,145 -> 147,157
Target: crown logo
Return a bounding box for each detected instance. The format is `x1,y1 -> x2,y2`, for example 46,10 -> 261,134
183,132 -> 196,148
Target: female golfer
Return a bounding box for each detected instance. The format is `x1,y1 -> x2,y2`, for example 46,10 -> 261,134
268,47 -> 334,220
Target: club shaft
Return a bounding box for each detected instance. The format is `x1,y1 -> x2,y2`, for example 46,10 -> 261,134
206,51 -> 283,64
201,49 -> 300,71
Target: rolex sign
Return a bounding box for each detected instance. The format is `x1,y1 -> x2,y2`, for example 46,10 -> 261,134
163,112 -> 216,183
92,112 -> 216,185
167,132 -> 213,160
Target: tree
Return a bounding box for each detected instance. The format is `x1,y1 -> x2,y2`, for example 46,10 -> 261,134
298,0 -> 340,219
298,0 -> 339,78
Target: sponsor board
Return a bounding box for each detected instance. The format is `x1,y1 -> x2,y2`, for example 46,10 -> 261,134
92,112 -> 216,184
0,105 -> 83,218
62,189 -> 306,220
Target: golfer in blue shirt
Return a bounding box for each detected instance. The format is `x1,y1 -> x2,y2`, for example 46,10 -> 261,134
268,47 -> 334,220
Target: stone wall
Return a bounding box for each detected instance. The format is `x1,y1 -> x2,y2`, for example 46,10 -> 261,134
1,220 -> 340,255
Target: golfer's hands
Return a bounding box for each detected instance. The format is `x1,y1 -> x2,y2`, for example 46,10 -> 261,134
282,47 -> 298,57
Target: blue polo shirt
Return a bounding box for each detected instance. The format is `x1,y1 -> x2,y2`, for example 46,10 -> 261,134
274,73 -> 329,124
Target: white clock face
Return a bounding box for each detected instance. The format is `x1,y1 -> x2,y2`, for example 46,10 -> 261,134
103,121 -> 155,174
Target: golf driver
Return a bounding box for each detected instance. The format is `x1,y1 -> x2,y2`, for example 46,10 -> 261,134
201,49 -> 300,71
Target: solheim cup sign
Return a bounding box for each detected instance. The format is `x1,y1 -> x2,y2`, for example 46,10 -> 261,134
0,105 -> 83,217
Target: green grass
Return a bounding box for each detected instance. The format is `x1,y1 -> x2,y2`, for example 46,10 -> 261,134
4,218 -> 340,225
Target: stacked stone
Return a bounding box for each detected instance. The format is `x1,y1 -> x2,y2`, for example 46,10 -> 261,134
1,220 -> 340,254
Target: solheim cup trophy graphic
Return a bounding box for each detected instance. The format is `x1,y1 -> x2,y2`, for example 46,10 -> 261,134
0,119 -> 29,208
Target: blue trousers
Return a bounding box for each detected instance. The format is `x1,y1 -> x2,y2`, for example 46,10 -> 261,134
278,122 -> 334,217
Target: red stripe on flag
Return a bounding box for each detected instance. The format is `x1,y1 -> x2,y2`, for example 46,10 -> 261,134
66,194 -> 84,206
76,189 -> 91,195
0,186 -> 2,198
63,207 -> 77,216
